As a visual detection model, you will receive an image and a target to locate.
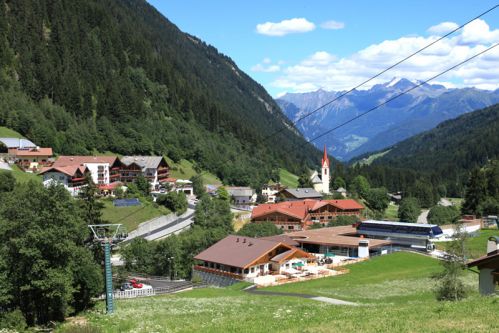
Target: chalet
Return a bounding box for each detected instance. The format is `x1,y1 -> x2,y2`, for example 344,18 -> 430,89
261,181 -> 285,203
251,199 -> 364,231
286,226 -> 392,257
277,188 -> 322,201
226,186 -> 257,205
467,236 -> 499,295
52,156 -> 122,185
193,235 -> 315,283
39,165 -> 90,196
8,147 -> 53,171
120,156 -> 170,190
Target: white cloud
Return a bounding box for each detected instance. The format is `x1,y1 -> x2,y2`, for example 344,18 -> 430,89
321,20 -> 345,30
256,18 -> 315,36
251,58 -> 282,73
427,21 -> 458,35
271,19 -> 499,93
252,64 -> 281,73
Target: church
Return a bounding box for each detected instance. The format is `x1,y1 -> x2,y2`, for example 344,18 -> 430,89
310,145 -> 330,194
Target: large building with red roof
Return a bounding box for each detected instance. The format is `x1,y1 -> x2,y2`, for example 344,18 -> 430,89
251,199 -> 364,231
39,164 -> 90,196
52,156 -> 122,185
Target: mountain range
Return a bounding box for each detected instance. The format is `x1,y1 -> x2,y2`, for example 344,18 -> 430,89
277,78 -> 499,161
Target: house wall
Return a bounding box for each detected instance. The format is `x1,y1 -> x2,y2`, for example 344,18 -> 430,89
252,213 -> 303,231
84,162 -> 110,185
478,268 -> 496,295
43,172 -> 69,186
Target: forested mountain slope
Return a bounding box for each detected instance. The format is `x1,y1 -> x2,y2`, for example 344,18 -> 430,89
0,0 -> 319,186
368,103 -> 499,194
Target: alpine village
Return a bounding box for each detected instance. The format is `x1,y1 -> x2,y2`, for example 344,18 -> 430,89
0,1 -> 498,332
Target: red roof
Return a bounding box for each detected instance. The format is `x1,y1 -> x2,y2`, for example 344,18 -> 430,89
160,177 -> 177,183
39,165 -> 88,177
98,182 -> 123,191
10,147 -> 53,157
53,155 -> 118,167
322,145 -> 329,168
252,199 -> 364,220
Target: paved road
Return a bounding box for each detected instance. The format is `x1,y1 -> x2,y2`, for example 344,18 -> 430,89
417,209 -> 429,224
244,285 -> 357,306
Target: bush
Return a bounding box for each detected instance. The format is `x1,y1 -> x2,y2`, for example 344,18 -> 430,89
237,222 -> 283,237
428,206 -> 460,225
398,197 -> 421,223
0,309 -> 27,331
157,191 -> 188,215
328,215 -> 360,227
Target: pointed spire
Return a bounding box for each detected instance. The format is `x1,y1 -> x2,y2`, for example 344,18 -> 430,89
322,145 -> 329,167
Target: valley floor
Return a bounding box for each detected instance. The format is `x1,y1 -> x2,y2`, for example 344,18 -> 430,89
58,252 -> 499,333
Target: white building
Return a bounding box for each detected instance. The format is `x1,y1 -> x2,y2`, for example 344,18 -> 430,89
261,182 -> 284,203
39,165 -> 90,196
52,156 -> 121,185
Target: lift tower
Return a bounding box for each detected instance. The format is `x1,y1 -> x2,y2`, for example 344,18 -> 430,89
88,224 -> 127,314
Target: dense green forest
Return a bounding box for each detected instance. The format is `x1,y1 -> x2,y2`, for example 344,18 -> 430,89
346,103 -> 499,197
0,0 -> 320,187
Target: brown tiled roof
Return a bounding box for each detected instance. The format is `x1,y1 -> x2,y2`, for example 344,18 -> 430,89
252,199 -> 364,220
53,155 -> 118,166
39,165 -> 88,177
260,234 -> 300,247
467,250 -> 499,268
194,235 -> 290,269
287,226 -> 391,248
10,147 -> 53,156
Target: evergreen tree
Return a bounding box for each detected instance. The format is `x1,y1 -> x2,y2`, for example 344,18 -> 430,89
0,182 -> 103,325
398,197 -> 421,223
462,167 -> 488,216
78,173 -> 105,225
237,222 -> 282,238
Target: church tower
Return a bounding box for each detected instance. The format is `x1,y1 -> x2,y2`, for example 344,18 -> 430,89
321,145 -> 330,194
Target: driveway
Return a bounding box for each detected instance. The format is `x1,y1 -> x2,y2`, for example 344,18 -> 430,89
417,209 -> 429,224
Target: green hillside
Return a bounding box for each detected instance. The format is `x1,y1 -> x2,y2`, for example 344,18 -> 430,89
0,126 -> 23,138
279,168 -> 299,188
0,0 -> 319,188
373,104 -> 499,187
57,252 -> 498,333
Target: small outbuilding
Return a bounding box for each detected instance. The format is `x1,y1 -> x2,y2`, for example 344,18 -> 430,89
467,236 -> 499,295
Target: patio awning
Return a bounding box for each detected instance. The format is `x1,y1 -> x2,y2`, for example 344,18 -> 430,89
324,252 -> 335,257
292,262 -> 304,267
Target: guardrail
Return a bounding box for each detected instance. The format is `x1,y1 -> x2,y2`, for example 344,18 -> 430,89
100,281 -> 195,299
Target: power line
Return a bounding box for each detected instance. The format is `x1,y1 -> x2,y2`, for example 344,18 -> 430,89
305,42 -> 499,145
263,4 -> 498,142
193,6 -> 499,181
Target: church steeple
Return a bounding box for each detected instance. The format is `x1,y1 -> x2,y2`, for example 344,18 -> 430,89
322,145 -> 329,168
321,145 -> 330,194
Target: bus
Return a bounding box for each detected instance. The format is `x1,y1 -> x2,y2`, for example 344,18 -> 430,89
356,220 -> 444,251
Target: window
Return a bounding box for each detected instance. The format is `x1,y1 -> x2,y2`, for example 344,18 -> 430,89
288,225 -> 294,230
244,268 -> 249,274
320,216 -> 325,220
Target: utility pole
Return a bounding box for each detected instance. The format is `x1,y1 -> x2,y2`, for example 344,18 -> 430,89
89,224 -> 128,314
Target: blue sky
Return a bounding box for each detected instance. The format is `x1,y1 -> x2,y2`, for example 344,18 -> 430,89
148,1 -> 499,96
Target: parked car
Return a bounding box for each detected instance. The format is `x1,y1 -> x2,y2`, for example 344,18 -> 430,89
120,282 -> 133,291
129,279 -> 143,289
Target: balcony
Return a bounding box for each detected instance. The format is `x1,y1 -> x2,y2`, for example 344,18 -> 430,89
193,265 -> 243,280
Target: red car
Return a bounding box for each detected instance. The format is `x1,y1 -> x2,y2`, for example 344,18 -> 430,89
129,279 -> 143,289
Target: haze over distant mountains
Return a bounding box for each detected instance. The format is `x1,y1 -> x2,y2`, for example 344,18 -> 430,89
277,78 -> 499,161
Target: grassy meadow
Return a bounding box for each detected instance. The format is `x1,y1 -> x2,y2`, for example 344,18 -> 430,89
164,157 -> 222,185
101,199 -> 170,231
279,168 -> 299,188
58,252 -> 499,333
0,126 -> 24,138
